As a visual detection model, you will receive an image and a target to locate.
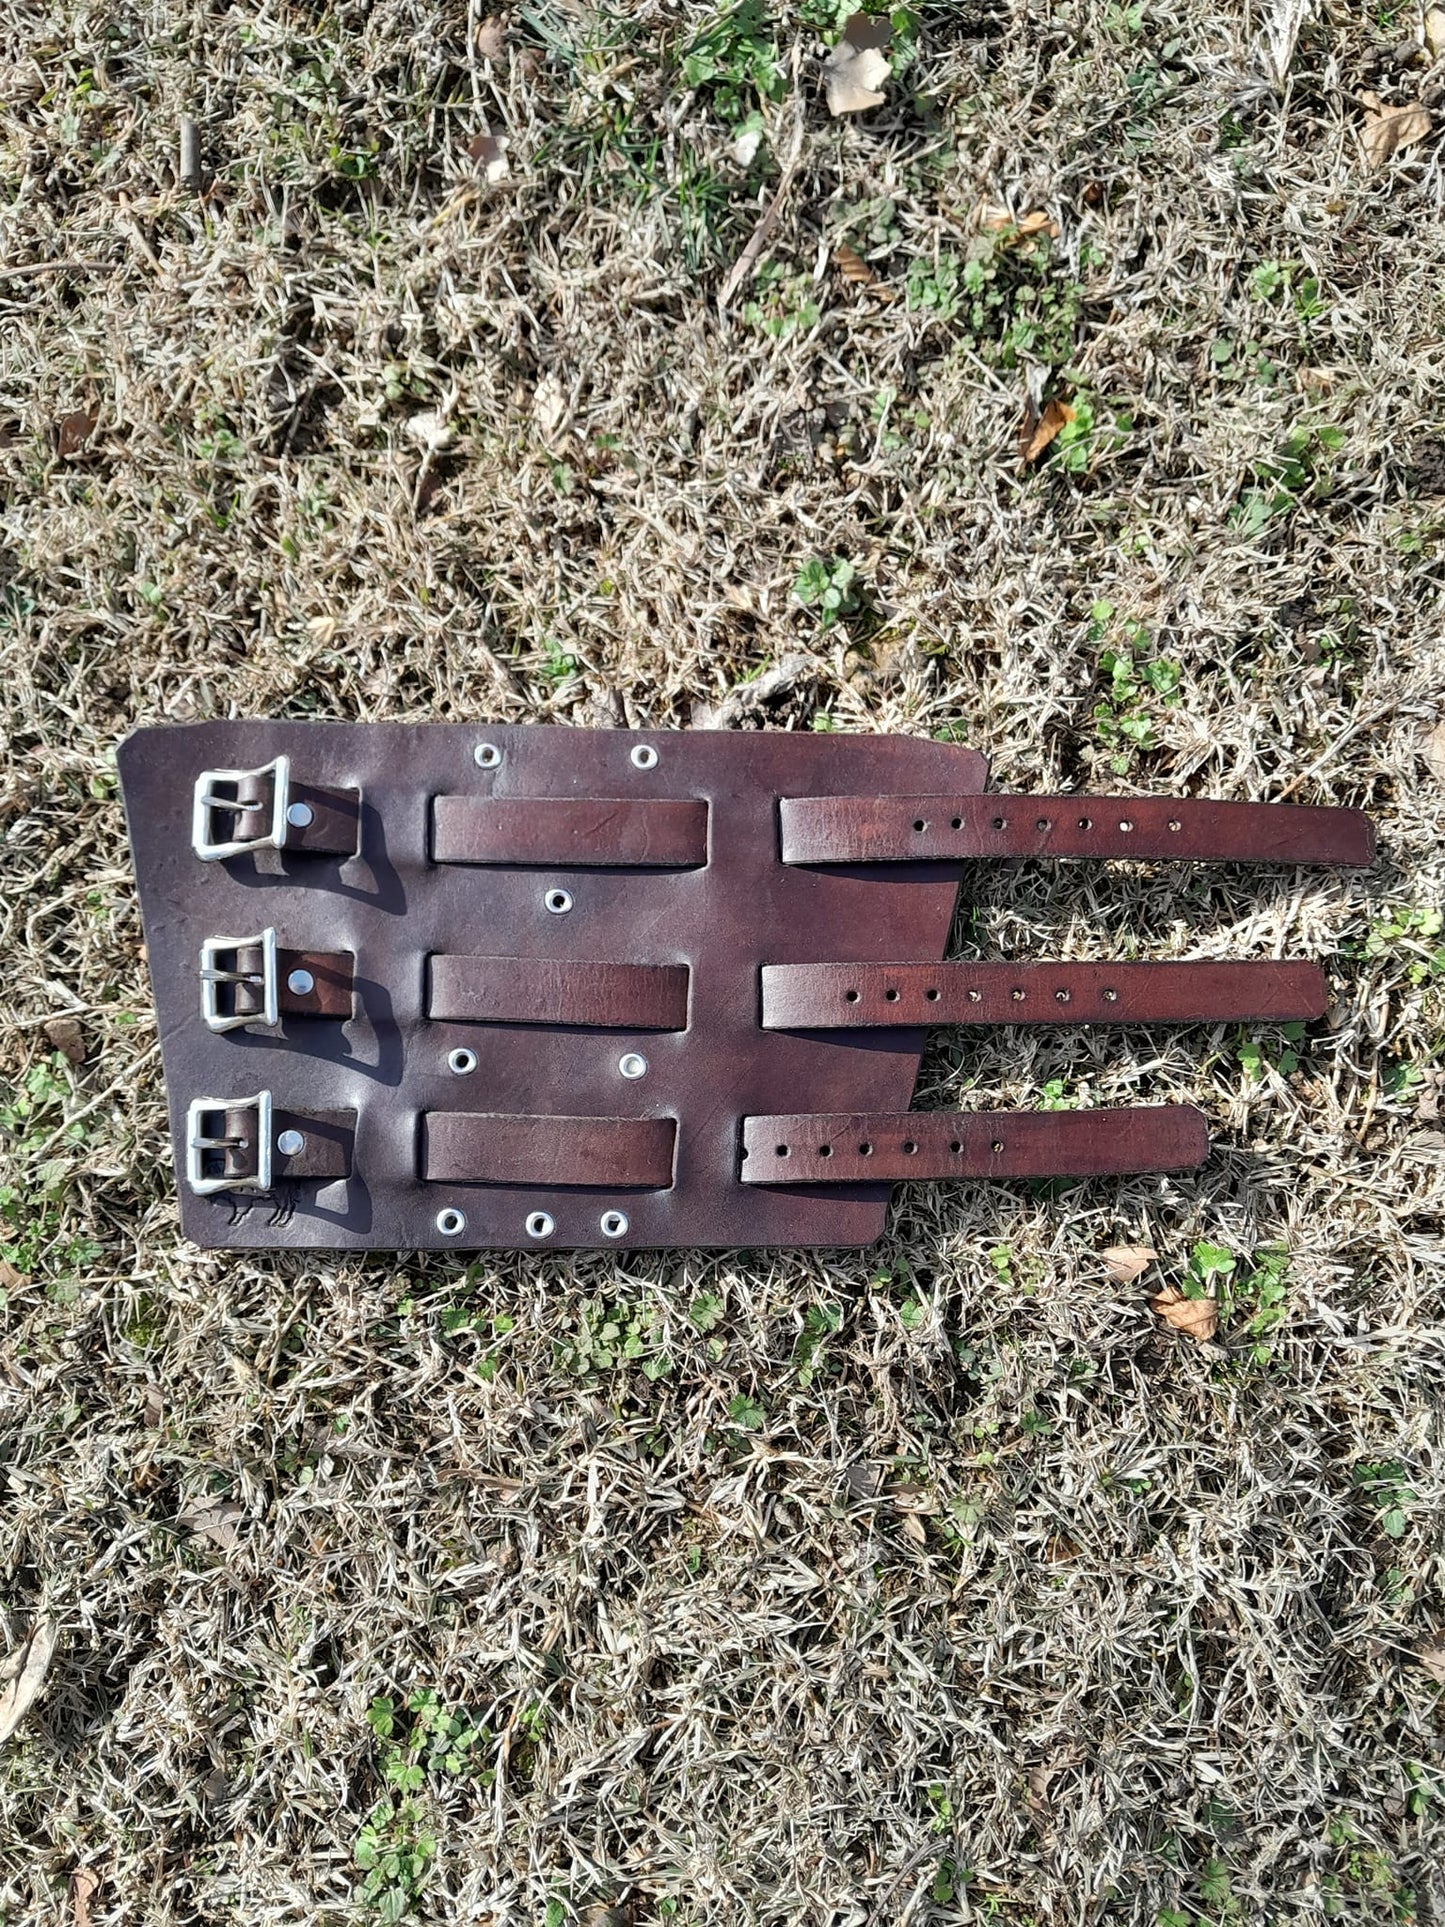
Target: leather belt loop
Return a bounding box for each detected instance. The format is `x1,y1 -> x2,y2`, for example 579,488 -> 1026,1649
185,1092 -> 355,1192
199,929 -> 354,1031
741,1106 -> 1209,1183
191,755 -> 361,860
423,1113 -> 677,1189
779,794 -> 1376,867
431,796 -> 708,868
761,959 -> 1327,1030
428,957 -> 690,1030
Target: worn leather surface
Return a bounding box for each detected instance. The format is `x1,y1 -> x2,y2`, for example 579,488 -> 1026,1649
742,1105 -> 1210,1181
781,793 -> 1375,866
761,960 -> 1328,1029
428,956 -> 691,1030
121,722 -> 979,1248
423,1113 -> 678,1189
432,795 -> 709,868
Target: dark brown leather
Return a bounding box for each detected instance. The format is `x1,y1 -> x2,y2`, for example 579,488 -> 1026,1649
780,794 -> 1375,867
194,1103 -> 355,1185
216,943 -> 354,1022
422,1112 -> 677,1188
761,960 -> 1327,1029
428,957 -> 690,1030
742,1105 -> 1209,1181
220,767 -> 360,856
432,796 -> 708,868
119,721 -> 1369,1251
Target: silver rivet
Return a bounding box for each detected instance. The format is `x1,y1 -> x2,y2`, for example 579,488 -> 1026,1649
436,1207 -> 467,1236
545,888 -> 573,915
618,1051 -> 647,1080
473,742 -> 502,769
448,1047 -> 477,1075
630,744 -> 658,770
285,801 -> 314,828
286,968 -> 315,996
600,1210 -> 628,1238
526,1211 -> 555,1240
276,1129 -> 305,1156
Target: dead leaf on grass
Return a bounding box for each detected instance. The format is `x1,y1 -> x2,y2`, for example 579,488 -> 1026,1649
532,373 -> 568,445
1416,1642 -> 1445,1685
0,1257 -> 29,1293
43,1015 -> 85,1064
1023,398 -> 1075,464
467,130 -> 510,182
729,125 -> 763,167
983,208 -> 1060,240
823,15 -> 891,115
475,16 -> 506,60
1426,7 -> 1445,59
0,1615 -> 57,1746
1420,720 -> 1445,788
1359,93 -> 1431,167
69,1868 -> 100,1927
178,1497 -> 244,1551
1149,1284 -> 1218,1344
899,1510 -> 927,1546
57,408 -> 96,458
1102,1244 -> 1157,1284
833,241 -> 877,286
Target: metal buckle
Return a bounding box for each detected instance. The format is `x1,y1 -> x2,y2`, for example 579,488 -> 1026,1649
199,927 -> 279,1032
191,755 -> 291,861
185,1090 -> 274,1194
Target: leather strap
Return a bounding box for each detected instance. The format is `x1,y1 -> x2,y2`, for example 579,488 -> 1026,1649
231,769 -> 361,856
428,956 -> 689,1030
432,797 -> 708,868
202,1105 -> 355,1185
761,959 -> 1325,1030
779,794 -> 1375,867
223,943 -> 355,1021
423,1112 -> 677,1188
741,1105 -> 1208,1183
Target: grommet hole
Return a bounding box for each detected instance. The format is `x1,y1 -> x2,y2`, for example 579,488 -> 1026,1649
545,888 -> 573,915
618,1051 -> 648,1080
473,742 -> 502,770
630,744 -> 659,770
949,1139 -> 962,1155
1078,816 -> 1092,831
858,1141 -> 873,1156
902,1139 -> 917,1155
775,1144 -> 790,1157
913,818 -> 927,832
817,1144 -> 832,1158
950,816 -> 963,830
884,987 -> 900,1002
600,1210 -> 628,1238
1119,818 -> 1134,833
925,987 -> 940,1002
448,1047 -> 478,1076
991,1140 -> 1005,1154
1055,988 -> 1070,1003
436,1207 -> 467,1236
1102,987 -> 1118,1003
526,1211 -> 555,1239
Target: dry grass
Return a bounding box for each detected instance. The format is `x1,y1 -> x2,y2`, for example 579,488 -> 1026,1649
3,1 -> 1445,1921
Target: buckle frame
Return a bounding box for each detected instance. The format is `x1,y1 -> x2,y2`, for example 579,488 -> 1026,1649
199,927 -> 279,1032
186,1090 -> 274,1194
191,755 -> 291,861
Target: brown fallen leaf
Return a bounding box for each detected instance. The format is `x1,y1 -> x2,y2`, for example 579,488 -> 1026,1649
475,16 -> 506,60
1102,1244 -> 1157,1284
70,1868 -> 100,1927
1360,92 -> 1431,168
1420,720 -> 1445,788
1426,8 -> 1445,59
0,1257 -> 28,1293
823,15 -> 891,115
1149,1284 -> 1218,1344
1023,398 -> 1075,465
899,1510 -> 927,1546
44,1015 -> 85,1064
983,208 -> 1060,240
57,408 -> 96,458
833,241 -> 877,286
0,1615 -> 57,1746
467,129 -> 509,182
1416,1642 -> 1445,1685
178,1497 -> 244,1551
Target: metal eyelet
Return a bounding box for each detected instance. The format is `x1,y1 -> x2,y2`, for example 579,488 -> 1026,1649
526,1211 -> 555,1239
618,1052 -> 648,1079
276,1129 -> 305,1156
545,888 -> 573,915
436,1207 -> 467,1236
630,744 -> 659,770
600,1210 -> 628,1238
473,742 -> 502,769
285,801 -> 314,829
448,1047 -> 478,1076
286,968 -> 315,996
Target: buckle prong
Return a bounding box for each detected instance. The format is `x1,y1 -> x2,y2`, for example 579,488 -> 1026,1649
186,1090 -> 274,1194
199,928 -> 279,1031
192,756 -> 292,861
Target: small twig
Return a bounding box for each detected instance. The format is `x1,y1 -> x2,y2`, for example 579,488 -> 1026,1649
179,115 -> 202,193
